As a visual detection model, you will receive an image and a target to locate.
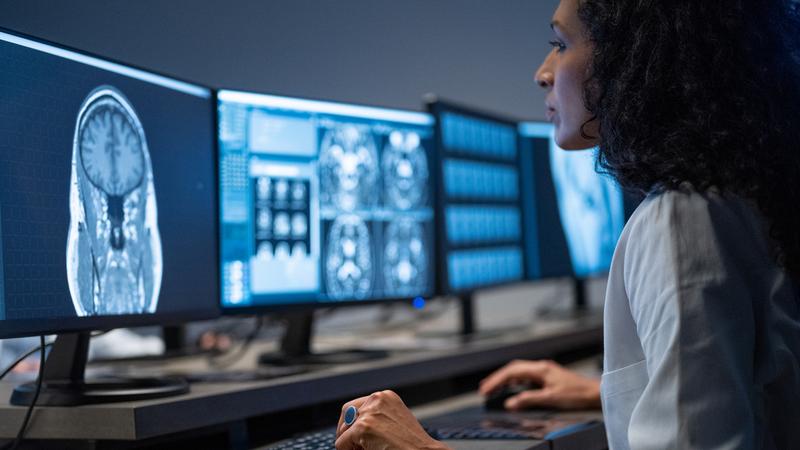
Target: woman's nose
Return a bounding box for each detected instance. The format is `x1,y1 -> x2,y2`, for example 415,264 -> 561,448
535,67 -> 554,89
535,54 -> 554,89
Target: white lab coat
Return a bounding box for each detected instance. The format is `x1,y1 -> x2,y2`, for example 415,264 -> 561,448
601,186 -> 800,449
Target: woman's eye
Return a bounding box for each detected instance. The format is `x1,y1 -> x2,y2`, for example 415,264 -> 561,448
548,40 -> 566,53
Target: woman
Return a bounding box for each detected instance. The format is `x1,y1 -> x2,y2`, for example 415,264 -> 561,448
334,0 -> 800,448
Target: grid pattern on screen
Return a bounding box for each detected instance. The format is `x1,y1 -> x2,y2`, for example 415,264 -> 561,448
218,96 -> 436,307
437,108 -> 524,292
0,43 -> 81,318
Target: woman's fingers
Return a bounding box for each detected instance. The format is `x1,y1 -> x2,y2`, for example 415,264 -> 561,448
336,395 -> 370,439
505,389 -> 553,411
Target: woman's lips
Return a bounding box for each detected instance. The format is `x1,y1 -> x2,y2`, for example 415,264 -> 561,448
546,107 -> 556,121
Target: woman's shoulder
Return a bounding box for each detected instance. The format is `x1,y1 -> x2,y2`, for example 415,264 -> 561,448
628,184 -> 761,238
622,183 -> 773,274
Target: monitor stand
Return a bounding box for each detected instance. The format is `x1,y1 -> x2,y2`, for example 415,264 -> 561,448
10,332 -> 189,406
257,312 -> 388,366
415,292 -> 512,343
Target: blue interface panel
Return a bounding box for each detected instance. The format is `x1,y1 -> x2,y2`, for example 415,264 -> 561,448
519,122 -> 625,279
0,30 -> 218,337
218,91 -> 436,308
433,105 -> 525,293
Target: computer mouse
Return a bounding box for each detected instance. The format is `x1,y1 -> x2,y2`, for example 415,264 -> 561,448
483,382 -> 542,411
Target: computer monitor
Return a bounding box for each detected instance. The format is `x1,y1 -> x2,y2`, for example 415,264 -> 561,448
217,90 -> 436,363
519,122 -> 626,279
519,121 -> 631,308
425,97 -> 526,335
0,28 -> 219,404
426,98 -> 526,297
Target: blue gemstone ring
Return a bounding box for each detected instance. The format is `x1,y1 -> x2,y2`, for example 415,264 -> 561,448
344,405 -> 358,426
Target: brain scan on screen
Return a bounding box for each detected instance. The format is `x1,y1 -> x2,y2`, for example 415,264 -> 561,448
382,131 -> 429,210
383,218 -> 427,296
319,126 -> 379,211
549,142 -> 624,276
325,215 -> 373,299
67,86 -> 163,316
218,91 -> 435,306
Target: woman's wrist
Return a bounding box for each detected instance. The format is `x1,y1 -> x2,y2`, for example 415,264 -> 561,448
583,378 -> 602,408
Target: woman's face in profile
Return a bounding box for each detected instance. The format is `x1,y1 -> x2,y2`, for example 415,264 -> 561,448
536,0 -> 598,150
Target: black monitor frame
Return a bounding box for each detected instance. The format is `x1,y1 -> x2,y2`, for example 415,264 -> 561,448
426,97 -> 529,295
518,119 -> 642,311
216,89 -> 438,363
0,26 -> 222,405
425,96 -> 529,334
0,26 -> 221,341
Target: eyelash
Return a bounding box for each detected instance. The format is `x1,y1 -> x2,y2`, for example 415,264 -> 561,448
549,40 -> 566,53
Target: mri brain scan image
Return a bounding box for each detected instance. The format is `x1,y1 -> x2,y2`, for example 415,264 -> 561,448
549,144 -> 624,276
67,86 -> 163,316
382,131 -> 428,210
319,126 -> 378,211
383,218 -> 427,295
325,215 -> 373,299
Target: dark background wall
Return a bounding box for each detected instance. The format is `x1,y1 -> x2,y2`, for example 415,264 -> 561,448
0,0 -> 559,120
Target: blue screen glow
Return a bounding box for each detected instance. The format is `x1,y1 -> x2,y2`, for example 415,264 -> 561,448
218,91 -> 436,308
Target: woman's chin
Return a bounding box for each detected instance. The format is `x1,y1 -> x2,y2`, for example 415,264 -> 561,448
554,125 -> 599,150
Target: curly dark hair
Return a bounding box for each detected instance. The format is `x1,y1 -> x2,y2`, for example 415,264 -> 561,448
577,0 -> 800,280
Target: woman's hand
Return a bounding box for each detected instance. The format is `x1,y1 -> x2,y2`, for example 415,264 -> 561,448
334,390 -> 451,450
479,359 -> 601,411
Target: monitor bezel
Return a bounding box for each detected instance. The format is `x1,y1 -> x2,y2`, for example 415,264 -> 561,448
425,96 -> 529,296
0,26 -> 222,339
216,88 -> 439,315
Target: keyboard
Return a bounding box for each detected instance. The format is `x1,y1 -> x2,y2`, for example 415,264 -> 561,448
262,425 -> 536,449
262,429 -> 337,449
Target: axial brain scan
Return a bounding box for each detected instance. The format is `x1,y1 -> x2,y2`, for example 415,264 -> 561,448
67,86 -> 163,316
383,218 -> 427,295
325,215 -> 373,299
319,126 -> 379,211
382,131 -> 428,210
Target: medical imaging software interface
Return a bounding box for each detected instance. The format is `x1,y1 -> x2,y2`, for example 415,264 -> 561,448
0,31 -> 218,322
218,91 -> 436,307
435,107 -> 525,292
519,122 -> 625,279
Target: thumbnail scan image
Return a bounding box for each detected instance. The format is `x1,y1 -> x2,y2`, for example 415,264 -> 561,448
325,215 -> 373,299
67,86 -> 163,316
254,176 -> 311,260
382,131 -> 428,210
549,144 -> 624,275
383,218 -> 427,296
319,126 -> 379,211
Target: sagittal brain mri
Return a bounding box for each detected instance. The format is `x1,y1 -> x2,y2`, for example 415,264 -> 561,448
549,144 -> 623,275
383,218 -> 427,295
319,126 -> 379,211
67,86 -> 163,316
382,131 -> 428,210
325,215 -> 373,299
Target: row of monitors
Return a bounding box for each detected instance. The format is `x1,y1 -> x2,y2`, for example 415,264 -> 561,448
0,29 -> 630,338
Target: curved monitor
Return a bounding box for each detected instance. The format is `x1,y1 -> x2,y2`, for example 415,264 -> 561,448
519,122 -> 626,279
0,29 -> 219,339
217,91 -> 436,311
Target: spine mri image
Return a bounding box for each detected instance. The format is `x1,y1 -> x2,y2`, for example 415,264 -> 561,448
67,86 -> 163,316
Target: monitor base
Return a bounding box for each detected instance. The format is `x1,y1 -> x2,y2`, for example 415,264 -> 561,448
10,377 -> 189,406
8,332 -> 190,407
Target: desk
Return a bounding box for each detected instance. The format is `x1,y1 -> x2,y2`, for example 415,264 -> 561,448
0,315 -> 602,448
